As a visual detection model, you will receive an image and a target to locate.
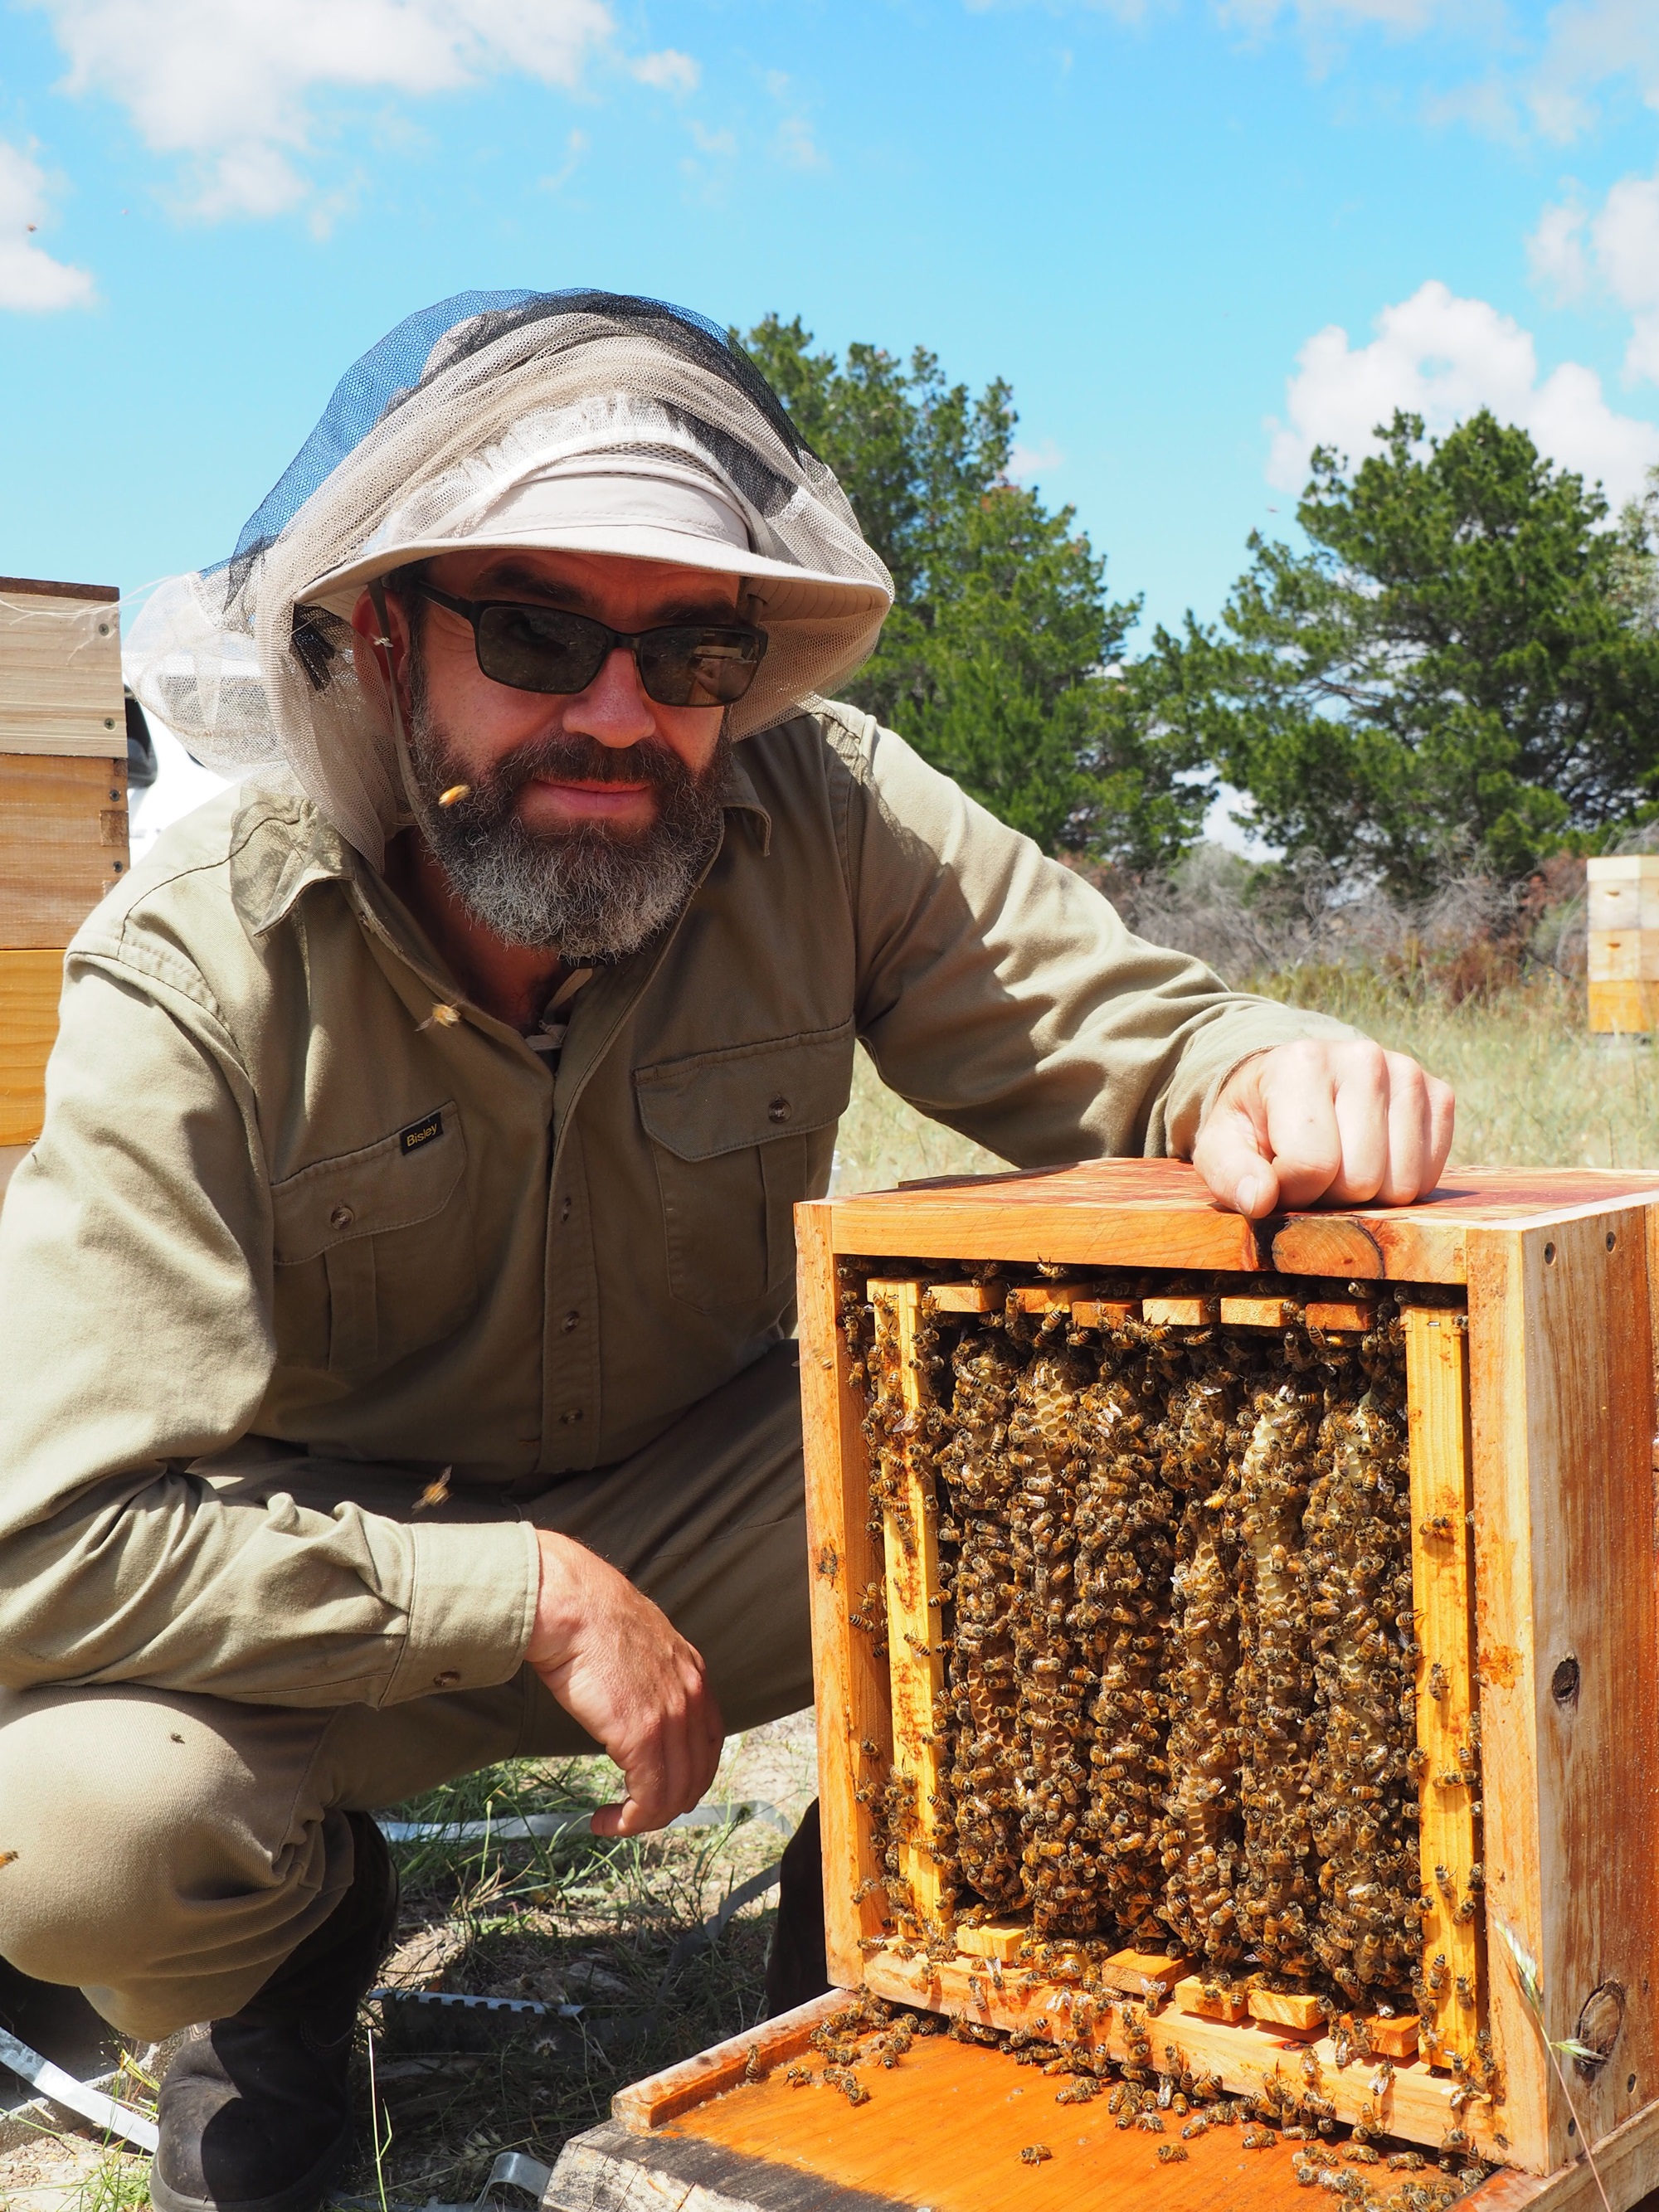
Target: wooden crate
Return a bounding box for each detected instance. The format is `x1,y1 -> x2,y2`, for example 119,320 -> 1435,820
791,1161 -> 1659,2200
1588,858 -> 1659,1033
0,577 -> 128,1148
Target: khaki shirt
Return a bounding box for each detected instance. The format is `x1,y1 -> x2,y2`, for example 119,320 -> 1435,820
0,703 -> 1354,1709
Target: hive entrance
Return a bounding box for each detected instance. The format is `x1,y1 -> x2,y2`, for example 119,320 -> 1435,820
841,1266 -> 1484,2103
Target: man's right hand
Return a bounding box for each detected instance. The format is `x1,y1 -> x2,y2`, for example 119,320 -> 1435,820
525,1530 -> 724,1837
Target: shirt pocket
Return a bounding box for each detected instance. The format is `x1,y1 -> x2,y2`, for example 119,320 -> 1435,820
270,1102 -> 478,1383
635,1021 -> 854,1317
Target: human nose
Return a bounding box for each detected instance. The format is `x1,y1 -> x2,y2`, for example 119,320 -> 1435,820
562,645 -> 657,750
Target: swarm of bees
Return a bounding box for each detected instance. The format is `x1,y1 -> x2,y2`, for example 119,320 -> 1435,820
844,1268 -> 1463,2020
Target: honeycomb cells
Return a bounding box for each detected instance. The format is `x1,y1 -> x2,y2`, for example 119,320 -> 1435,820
851,1277 -> 1429,2009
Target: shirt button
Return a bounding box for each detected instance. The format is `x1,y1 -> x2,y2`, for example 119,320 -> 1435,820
559,1197 -> 573,1223
431,1669 -> 461,1689
559,1408 -> 583,1425
768,1095 -> 791,1124
329,1204 -> 355,1230
562,1310 -> 580,1332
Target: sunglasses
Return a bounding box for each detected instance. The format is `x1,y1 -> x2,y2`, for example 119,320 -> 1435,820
406,580 -> 768,708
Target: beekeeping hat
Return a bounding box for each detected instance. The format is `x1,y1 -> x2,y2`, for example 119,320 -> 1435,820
126,290 -> 895,865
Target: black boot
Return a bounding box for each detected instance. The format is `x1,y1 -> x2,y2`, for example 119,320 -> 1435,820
762,1798 -> 829,2017
150,1813 -> 398,2212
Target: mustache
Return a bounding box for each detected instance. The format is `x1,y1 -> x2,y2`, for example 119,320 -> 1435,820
462,732 -> 699,813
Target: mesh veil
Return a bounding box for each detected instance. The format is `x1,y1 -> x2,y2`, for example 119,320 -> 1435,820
125,290 -> 894,864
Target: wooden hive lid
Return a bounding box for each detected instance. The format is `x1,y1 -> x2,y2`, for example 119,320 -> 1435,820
813,1158 -> 1659,1284
0,575 -> 124,760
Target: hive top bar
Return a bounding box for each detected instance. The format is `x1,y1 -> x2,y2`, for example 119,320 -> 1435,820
812,1157 -> 1659,1284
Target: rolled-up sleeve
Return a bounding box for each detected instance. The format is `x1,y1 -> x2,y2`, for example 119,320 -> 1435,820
836,716 -> 1359,1162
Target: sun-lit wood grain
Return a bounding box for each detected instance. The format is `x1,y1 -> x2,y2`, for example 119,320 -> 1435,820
0,755 -> 128,949
868,1277 -> 950,1930
798,1211 -> 893,1986
0,588 -> 124,759
0,949 -> 62,1145
664,2030 -> 1342,2212
1404,1305 -> 1481,2067
814,1163 -> 1659,1288
1468,1211 -> 1659,2177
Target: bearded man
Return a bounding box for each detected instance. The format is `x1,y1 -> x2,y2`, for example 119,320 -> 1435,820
0,293 -> 1452,2212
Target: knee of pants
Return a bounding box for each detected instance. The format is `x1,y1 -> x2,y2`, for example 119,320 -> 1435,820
0,1685 -> 328,1992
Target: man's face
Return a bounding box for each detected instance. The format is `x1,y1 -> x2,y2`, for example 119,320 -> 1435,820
362,548 -> 750,961
401,547 -> 741,834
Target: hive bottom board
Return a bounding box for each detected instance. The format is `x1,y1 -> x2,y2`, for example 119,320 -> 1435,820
546,1997 -> 1659,2212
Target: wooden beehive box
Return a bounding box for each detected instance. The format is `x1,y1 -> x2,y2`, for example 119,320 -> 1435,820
795,1161 -> 1659,2203
1587,856 -> 1659,1035
0,576 -> 129,1149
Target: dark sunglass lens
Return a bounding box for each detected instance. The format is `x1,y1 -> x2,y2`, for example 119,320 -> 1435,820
476,605 -> 608,694
639,629 -> 766,708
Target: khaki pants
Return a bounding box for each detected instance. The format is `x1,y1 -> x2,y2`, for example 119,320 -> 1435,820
0,1344 -> 810,2043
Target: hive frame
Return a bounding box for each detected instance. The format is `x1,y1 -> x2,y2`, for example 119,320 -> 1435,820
797,1164 -> 1659,2190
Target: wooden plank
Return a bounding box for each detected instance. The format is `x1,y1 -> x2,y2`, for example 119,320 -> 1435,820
1141,1294 -> 1217,1325
0,754 -> 129,947
815,1164 -> 1659,1289
1013,1282 -> 1091,1311
857,1946 -> 1497,2159
1305,1297 -> 1376,1331
1588,854 -> 1659,935
1246,1990 -> 1326,2035
1097,1949 -> 1193,1999
1471,2089 -> 1659,2212
0,949 -> 62,1147
1588,931 -> 1659,984
797,1208 -> 893,1986
0,591 -> 125,758
614,2029 -> 1356,2212
929,1283 -> 999,1312
956,1918 -> 1029,1962
1404,1305 -> 1482,2066
1173,1976 -> 1250,2025
868,1278 -> 950,1931
1070,1298 -> 1138,1328
1367,2015 -> 1421,2061
1588,980 -> 1659,1034
1467,1208 -> 1659,2177
611,1991 -> 847,2130
1218,1296 -> 1293,1327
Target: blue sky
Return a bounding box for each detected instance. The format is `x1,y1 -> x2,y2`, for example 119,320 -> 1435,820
5,0 -> 1659,644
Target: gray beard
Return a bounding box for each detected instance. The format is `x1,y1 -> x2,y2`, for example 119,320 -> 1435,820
406,694 -> 729,963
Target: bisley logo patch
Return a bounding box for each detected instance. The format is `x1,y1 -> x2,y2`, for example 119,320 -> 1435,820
399,1109 -> 444,1155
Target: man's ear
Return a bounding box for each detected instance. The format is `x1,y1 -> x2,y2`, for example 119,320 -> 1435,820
351,584 -> 409,692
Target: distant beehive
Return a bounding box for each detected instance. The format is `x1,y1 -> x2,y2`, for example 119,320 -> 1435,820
799,1161 -> 1659,2185
0,576 -> 129,1148
1587,855 -> 1659,1036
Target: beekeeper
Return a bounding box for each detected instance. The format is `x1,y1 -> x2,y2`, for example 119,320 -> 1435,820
0,290 -> 1452,2212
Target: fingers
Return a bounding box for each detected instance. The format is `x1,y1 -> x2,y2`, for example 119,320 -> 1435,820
591,1652 -> 724,1839
1194,1041 -> 1457,1214
1191,1101 -> 1282,1219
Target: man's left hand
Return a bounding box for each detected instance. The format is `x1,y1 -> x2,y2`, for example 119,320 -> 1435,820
1192,1039 -> 1455,1218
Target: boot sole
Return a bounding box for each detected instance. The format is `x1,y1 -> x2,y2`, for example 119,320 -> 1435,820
147,2111 -> 354,2212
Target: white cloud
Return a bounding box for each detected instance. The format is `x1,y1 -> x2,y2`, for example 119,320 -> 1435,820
1526,197 -> 1589,303
538,126 -> 588,193
27,0 -> 697,217
1267,279 -> 1659,507
1008,438 -> 1064,483
1531,168 -> 1659,386
687,121 -> 737,158
631,48 -> 698,93
1528,0 -> 1659,137
0,139 -> 95,310
775,113 -> 828,171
